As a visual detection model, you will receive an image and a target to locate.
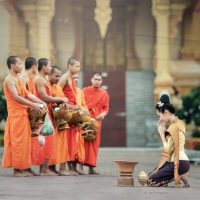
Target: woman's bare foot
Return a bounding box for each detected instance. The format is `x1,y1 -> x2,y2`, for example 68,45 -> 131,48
180,174 -> 190,187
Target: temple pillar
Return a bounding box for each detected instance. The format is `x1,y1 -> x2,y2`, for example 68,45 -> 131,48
169,3 -> 187,45
126,5 -> 140,70
72,6 -> 83,63
20,0 -> 55,60
152,0 -> 173,99
181,0 -> 200,61
4,0 -> 29,59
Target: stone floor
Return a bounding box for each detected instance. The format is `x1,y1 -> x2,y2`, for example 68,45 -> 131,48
0,148 -> 199,200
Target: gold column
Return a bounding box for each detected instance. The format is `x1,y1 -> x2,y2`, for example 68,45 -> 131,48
152,0 -> 173,98
169,3 -> 187,45
72,6 -> 83,63
126,6 -> 140,70
181,1 -> 200,61
4,0 -> 29,59
20,0 -> 55,59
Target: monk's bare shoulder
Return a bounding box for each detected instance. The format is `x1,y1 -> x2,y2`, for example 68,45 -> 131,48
3,76 -> 20,97
19,74 -> 27,86
35,76 -> 46,87
4,75 -> 15,87
58,73 -> 68,88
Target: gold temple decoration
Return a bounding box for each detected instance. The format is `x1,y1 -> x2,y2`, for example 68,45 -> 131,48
94,0 -> 112,39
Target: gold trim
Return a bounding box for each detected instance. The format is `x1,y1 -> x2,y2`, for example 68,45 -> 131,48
94,0 -> 112,39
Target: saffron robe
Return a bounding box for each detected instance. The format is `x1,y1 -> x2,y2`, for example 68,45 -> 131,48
35,79 -> 55,160
75,88 -> 88,163
83,86 -> 109,167
2,79 -> 32,170
63,79 -> 78,162
48,84 -> 69,165
26,78 -> 44,166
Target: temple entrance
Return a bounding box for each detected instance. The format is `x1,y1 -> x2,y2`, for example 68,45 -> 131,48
83,71 -> 126,147
81,1 -> 134,147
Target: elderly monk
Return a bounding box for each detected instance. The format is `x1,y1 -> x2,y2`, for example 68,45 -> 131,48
34,58 -> 68,176
58,57 -> 81,175
2,56 -> 43,177
83,73 -> 109,174
48,66 -> 70,175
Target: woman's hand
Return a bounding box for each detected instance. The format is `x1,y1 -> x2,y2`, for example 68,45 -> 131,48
157,120 -> 166,135
157,119 -> 167,144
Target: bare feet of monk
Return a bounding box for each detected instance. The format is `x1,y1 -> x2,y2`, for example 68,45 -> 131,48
76,164 -> 85,175
26,168 -> 40,176
59,163 -> 77,176
13,169 -> 31,177
49,165 -> 63,175
40,168 -> 58,176
59,170 -> 72,176
67,162 -> 79,176
68,170 -> 79,176
88,166 -> 100,175
75,169 -> 85,175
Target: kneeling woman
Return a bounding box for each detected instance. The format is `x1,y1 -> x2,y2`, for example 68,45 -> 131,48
148,94 -> 190,187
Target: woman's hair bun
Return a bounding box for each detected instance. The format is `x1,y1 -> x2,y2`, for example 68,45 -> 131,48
159,94 -> 170,104
156,94 -> 175,114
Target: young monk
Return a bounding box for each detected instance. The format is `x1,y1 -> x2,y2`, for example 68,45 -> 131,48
58,57 -> 81,175
20,57 -> 45,175
83,73 -> 109,174
48,66 -> 70,175
148,94 -> 190,187
34,58 -> 68,176
72,73 -> 88,174
2,56 -> 43,177
20,57 -> 37,94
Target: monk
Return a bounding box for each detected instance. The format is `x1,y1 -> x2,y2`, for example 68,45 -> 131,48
35,58 -> 68,176
58,57 -> 81,175
20,57 -> 45,175
83,73 -> 109,174
20,57 -> 37,94
2,56 -> 43,177
48,66 -> 70,175
72,73 -> 89,174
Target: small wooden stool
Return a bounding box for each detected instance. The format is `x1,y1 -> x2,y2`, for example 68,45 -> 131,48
115,160 -> 138,187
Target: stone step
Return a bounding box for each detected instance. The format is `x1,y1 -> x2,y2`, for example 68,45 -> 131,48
126,71 -> 159,147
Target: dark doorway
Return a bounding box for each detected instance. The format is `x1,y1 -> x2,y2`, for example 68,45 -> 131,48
82,1 -> 131,146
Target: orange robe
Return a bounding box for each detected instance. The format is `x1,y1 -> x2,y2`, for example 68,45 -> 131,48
35,79 -> 56,160
83,86 -> 109,167
26,78 -> 37,95
75,88 -> 88,163
48,85 -> 69,165
2,79 -> 32,170
26,78 -> 44,166
63,80 -> 78,162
